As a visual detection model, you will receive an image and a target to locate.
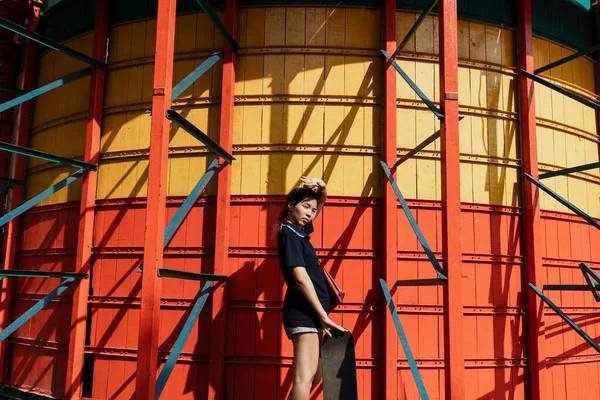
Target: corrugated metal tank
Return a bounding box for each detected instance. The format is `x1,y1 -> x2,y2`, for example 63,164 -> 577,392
4,1 -> 600,399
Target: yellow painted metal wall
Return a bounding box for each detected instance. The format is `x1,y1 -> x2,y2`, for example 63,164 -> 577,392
533,37 -> 599,216
396,16 -> 519,205
25,7 -> 599,213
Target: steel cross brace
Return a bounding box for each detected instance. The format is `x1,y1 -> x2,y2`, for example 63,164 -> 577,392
539,161 -> 600,180
380,279 -> 430,400
0,169 -> 85,228
381,49 -> 444,119
395,130 -> 441,168
0,17 -> 105,69
0,141 -> 96,170
0,68 -> 92,113
521,69 -> 600,111
380,161 -> 447,280
147,52 -> 223,114
0,277 -> 82,343
166,110 -> 234,163
395,0 -> 439,55
529,283 -> 600,353
137,158 -> 220,273
543,263 -> 600,302
194,0 -> 239,52
525,173 -> 600,230
535,43 -> 600,75
156,281 -> 215,399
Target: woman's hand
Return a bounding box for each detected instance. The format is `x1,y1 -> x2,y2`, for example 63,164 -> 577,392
319,315 -> 348,337
301,176 -> 326,190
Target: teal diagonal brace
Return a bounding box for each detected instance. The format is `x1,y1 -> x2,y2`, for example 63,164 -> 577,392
0,169 -> 85,228
539,162 -> 600,180
166,110 -> 234,163
525,173 -> 600,230
381,50 -> 444,119
580,263 -> 600,302
380,279 -> 430,399
156,281 -> 214,399
137,158 -> 219,273
0,68 -> 92,113
158,268 -> 227,282
0,18 -> 105,69
0,386 -> 58,400
395,130 -> 440,167
396,0 -> 439,53
380,161 -> 447,280
146,52 -> 223,114
529,283 -> 600,353
194,0 -> 240,52
172,52 -> 222,100
0,270 -> 87,279
0,141 -> 96,171
0,277 -> 77,343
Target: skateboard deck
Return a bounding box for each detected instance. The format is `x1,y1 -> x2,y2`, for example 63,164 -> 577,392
322,331 -> 358,400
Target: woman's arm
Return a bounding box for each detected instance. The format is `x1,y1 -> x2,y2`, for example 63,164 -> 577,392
291,267 -> 346,336
301,176 -> 327,217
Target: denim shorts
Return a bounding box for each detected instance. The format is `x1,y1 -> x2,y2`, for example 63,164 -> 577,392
284,326 -> 323,339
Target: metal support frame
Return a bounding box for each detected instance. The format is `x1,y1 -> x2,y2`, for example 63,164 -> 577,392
136,0 -> 177,397
156,281 -> 215,399
395,0 -> 439,54
382,1 -> 399,398
0,276 -> 84,343
194,0 -> 239,52
380,279 -> 429,399
525,173 -> 600,230
381,161 -> 447,280
534,43 -> 600,75
0,17 -> 105,69
0,169 -> 84,228
0,68 -> 92,113
0,386 -> 54,400
518,1 -> 547,398
381,49 -> 444,119
539,161 -> 600,179
521,69 -> 600,111
0,141 -> 96,170
529,284 -> 600,353
209,0 -> 237,398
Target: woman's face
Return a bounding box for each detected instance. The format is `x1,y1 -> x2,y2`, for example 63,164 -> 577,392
288,198 -> 318,227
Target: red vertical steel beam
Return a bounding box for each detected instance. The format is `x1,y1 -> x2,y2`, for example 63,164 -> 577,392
439,0 -> 465,398
0,52 -> 18,181
517,1 -> 547,399
0,5 -> 40,382
208,1 -> 237,399
135,0 -> 177,398
64,1 -> 109,398
383,0 -> 398,398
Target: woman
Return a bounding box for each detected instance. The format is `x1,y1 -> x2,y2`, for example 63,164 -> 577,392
275,176 -> 347,400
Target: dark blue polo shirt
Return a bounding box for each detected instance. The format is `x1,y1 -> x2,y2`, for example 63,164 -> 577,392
278,221 -> 330,329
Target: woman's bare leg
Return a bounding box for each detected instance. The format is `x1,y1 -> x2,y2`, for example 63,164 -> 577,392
288,332 -> 320,400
